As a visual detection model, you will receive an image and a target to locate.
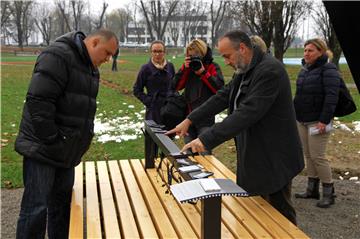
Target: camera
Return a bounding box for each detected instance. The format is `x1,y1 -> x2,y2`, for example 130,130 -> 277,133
189,56 -> 202,71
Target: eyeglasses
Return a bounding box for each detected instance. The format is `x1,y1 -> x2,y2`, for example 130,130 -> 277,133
152,50 -> 164,54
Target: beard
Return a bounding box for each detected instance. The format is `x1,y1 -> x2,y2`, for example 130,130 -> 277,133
234,52 -> 248,74
235,60 -> 248,74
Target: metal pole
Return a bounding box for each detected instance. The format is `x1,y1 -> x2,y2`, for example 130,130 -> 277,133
144,130 -> 156,169
201,197 -> 221,239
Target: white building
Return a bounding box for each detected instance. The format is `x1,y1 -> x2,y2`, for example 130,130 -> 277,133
126,15 -> 212,47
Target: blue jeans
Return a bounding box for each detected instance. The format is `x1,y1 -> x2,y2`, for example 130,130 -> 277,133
16,158 -> 75,239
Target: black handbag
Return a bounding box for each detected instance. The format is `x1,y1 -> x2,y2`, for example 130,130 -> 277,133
160,92 -> 187,130
334,78 -> 357,117
320,66 -> 357,117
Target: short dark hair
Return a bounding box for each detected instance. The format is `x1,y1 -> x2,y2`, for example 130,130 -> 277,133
150,40 -> 166,52
87,28 -> 119,44
221,30 -> 252,50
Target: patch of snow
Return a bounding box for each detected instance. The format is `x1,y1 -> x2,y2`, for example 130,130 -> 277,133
353,121 -> 360,132
338,124 -> 352,131
93,110 -> 145,143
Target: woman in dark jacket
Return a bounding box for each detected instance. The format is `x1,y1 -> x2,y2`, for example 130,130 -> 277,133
133,40 -> 175,124
293,38 -> 341,208
173,39 -> 224,153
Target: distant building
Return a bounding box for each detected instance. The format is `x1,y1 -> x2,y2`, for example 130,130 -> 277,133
126,15 -> 212,47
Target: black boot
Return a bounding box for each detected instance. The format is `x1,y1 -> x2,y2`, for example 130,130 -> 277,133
316,183 -> 335,208
295,177 -> 320,199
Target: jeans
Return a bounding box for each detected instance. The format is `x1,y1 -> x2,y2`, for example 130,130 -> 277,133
16,158 -> 75,239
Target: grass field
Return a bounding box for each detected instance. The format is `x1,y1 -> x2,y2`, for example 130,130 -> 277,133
1,51 -> 359,187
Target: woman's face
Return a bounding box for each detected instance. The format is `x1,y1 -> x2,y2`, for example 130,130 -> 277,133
151,43 -> 165,64
187,49 -> 201,58
303,43 -> 323,65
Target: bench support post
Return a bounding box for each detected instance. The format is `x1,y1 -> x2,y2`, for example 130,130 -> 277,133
144,130 -> 156,169
201,197 -> 221,239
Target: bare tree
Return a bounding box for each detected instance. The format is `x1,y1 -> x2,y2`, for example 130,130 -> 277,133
178,1 -> 208,47
1,1 -> 14,44
56,0 -> 71,32
106,7 -> 132,42
33,2 -> 54,45
1,1 -> 13,28
139,0 -> 179,41
12,1 -> 33,48
131,2 -> 144,43
168,19 -> 180,46
234,0 -> 274,48
71,0 -> 84,31
95,2 -> 108,29
209,0 -> 229,48
312,2 -> 342,67
272,1 -> 312,62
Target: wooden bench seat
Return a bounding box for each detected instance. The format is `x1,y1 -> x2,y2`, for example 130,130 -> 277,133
69,155 -> 309,238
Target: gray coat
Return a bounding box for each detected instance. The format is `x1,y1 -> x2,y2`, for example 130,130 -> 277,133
188,48 -> 304,195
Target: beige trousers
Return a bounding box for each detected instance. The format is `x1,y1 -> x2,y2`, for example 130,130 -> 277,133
297,121 -> 333,183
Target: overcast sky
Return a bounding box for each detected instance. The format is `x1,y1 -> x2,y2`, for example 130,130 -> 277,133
89,0 -> 134,12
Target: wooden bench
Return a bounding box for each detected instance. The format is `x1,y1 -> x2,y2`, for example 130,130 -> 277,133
69,156 -> 309,238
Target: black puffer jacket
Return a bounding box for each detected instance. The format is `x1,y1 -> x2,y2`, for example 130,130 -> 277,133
293,55 -> 341,124
15,31 -> 99,168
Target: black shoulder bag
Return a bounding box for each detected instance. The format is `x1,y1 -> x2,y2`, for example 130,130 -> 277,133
320,66 -> 357,117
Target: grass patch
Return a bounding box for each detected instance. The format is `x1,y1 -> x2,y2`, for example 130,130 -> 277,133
1,53 -> 359,188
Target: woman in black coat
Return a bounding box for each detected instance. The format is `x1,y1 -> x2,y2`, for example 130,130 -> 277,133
133,40 -> 175,124
293,38 -> 341,208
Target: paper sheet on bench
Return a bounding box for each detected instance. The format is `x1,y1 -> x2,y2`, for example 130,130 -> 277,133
170,178 -> 248,203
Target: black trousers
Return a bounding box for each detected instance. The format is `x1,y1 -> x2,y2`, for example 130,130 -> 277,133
261,182 -> 297,225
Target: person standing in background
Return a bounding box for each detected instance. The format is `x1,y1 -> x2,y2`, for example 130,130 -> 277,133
133,40 -> 175,124
112,47 -> 119,71
172,39 -> 224,154
294,38 -> 340,208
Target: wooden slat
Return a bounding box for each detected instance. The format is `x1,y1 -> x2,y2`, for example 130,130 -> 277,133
154,158 -> 203,237
205,155 -> 309,238
85,161 -> 102,238
69,163 -> 83,238
143,161 -> 199,238
97,161 -> 121,238
156,158 -> 234,239
119,160 -> 158,238
251,196 -> 310,239
194,155 -> 276,238
108,160 -> 140,238
130,160 -> 178,238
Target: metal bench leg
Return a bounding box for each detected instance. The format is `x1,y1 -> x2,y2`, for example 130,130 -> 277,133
144,130 -> 157,169
201,197 -> 221,239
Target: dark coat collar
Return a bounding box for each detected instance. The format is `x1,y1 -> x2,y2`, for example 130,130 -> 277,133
302,54 -> 328,71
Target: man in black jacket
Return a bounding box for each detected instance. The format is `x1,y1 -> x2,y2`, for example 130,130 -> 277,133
15,29 -> 118,239
167,30 -> 304,224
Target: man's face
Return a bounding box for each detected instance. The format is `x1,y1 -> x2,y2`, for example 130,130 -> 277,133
218,37 -> 247,74
86,36 -> 118,67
